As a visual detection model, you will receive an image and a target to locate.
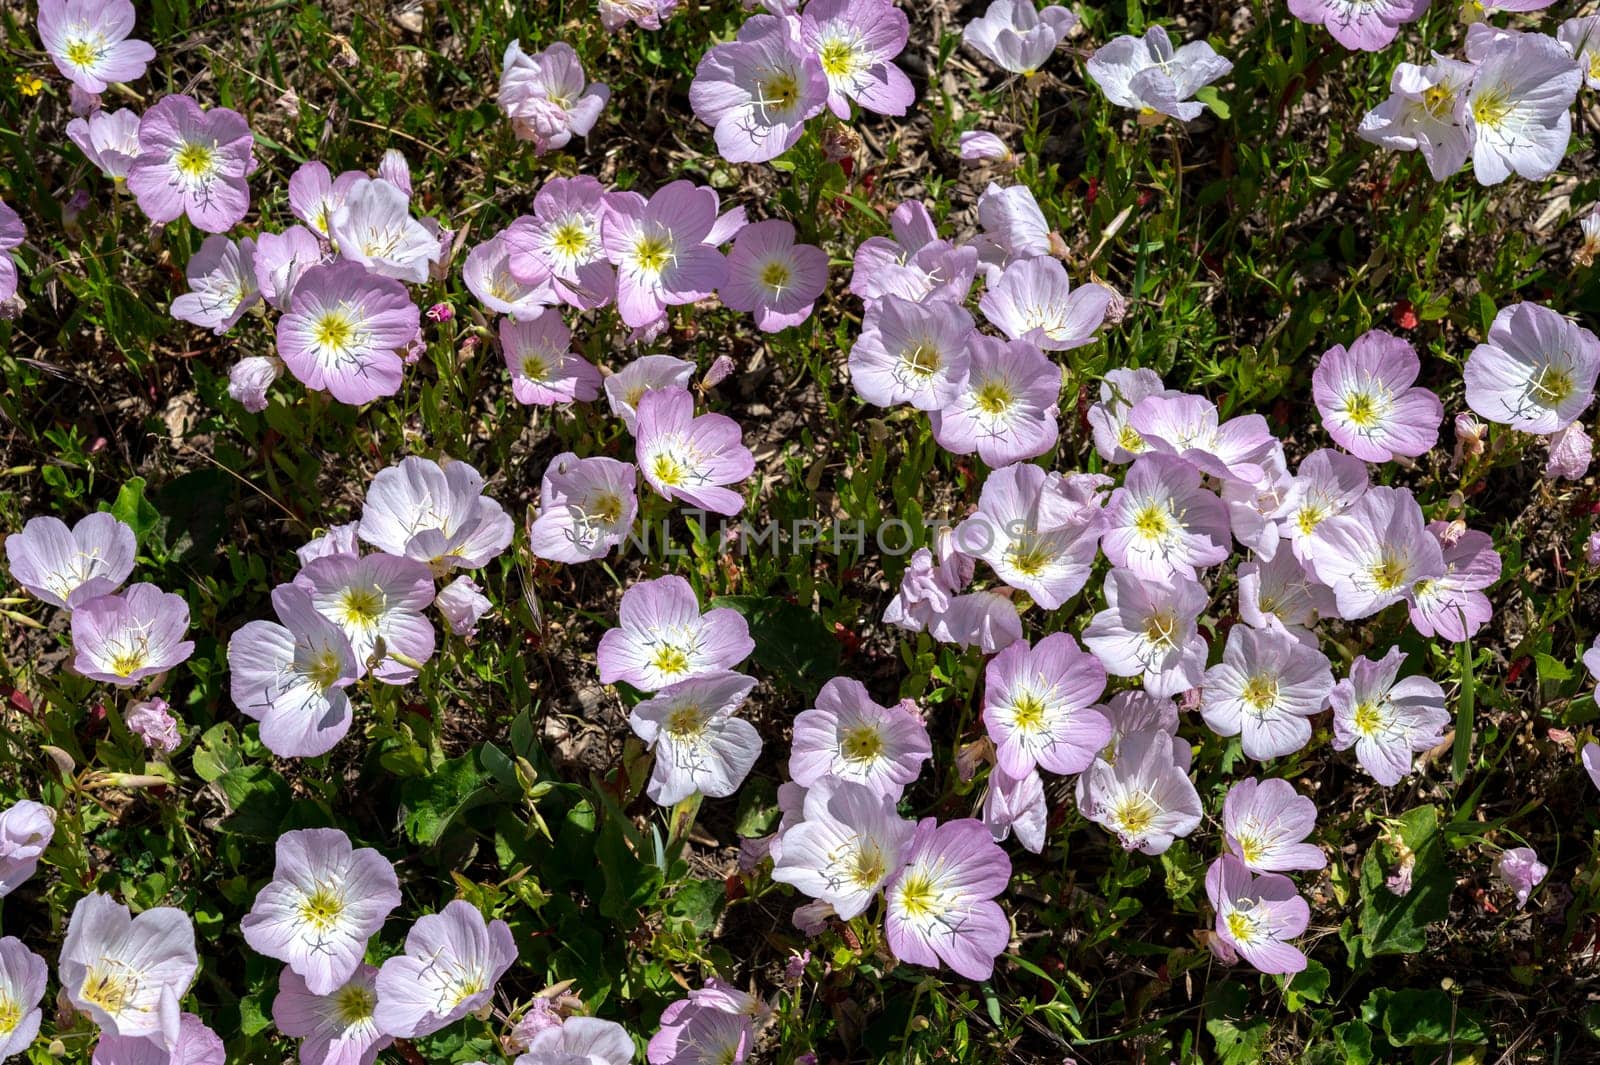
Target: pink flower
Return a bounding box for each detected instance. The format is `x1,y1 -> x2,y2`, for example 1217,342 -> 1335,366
884,818 -> 1012,980
1222,778 -> 1326,873
1493,847 -> 1547,909
37,0 -> 156,93
501,312 -> 601,405
1312,330 -> 1443,461
635,386 -> 754,515
128,95 -> 256,233
719,219 -> 828,332
799,0 -> 915,118
789,677 -> 931,799
602,182 -> 728,329
275,261 -> 420,405
1466,301 -> 1600,433
690,16 -> 828,163
499,40 -> 610,155
1205,854 -> 1310,975
1546,422 -> 1593,480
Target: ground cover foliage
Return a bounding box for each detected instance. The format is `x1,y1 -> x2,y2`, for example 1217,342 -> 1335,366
2,0 -> 1600,1062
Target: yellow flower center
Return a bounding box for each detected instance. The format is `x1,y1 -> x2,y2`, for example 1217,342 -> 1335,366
1352,700 -> 1385,737
1110,793 -> 1158,836
65,38 -> 101,69
848,843 -> 887,888
110,648 -> 148,677
1343,390 -> 1379,428
1368,553 -> 1409,593
298,885 -> 346,930
520,355 -> 549,382
1529,364 -> 1575,406
1241,673 -> 1279,711
1238,834 -> 1265,867
1422,83 -> 1454,120
975,380 -> 1015,416
895,871 -> 937,919
1295,503 -> 1328,537
551,221 -> 590,258
591,492 -> 624,525
651,644 -> 691,678
1132,502 -> 1174,540
1225,909 -> 1259,945
759,70 -> 800,112
333,984 -> 377,1025
338,585 -> 385,627
1009,692 -> 1048,733
1117,424 -> 1146,453
760,260 -> 793,293
664,703 -> 706,740
633,234 -> 672,275
819,38 -> 859,78
651,452 -> 689,487
1006,537 -> 1053,577
307,648 -> 345,690
1471,87 -> 1512,128
80,969 -> 131,1015
0,993 -> 19,1035
841,723 -> 884,763
901,342 -> 942,379
1142,610 -> 1178,648
312,310 -> 357,353
174,141 -> 216,179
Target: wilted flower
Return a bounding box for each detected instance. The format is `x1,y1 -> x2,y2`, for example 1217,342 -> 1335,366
884,818 -> 1012,980
67,107 -> 142,181
1329,647 -> 1449,786
849,294 -> 975,411
37,0 -> 155,93
597,574 -> 754,690
6,511 -> 135,610
276,261 -> 421,405
849,201 -> 977,304
599,0 -> 679,32
1306,486 -> 1444,619
605,355 -> 696,431
272,965 -> 392,1065
126,696 -> 180,753
1200,620 -> 1334,761
1101,454 -> 1230,581
171,235 -> 260,334
979,257 -> 1110,351
1205,854 -> 1310,975
982,632 -> 1110,778
359,456 -> 514,574
228,583 -> 360,759
932,589 -> 1025,654
629,670 -> 762,804
1287,0 -> 1426,52
498,40 -> 610,155
229,356 -> 284,413
529,452 -> 639,564
930,335 -> 1060,466
1080,729 -> 1201,855
1547,421 -> 1594,480
772,776 -> 916,917
500,312 -> 601,405
972,182 -> 1051,281
602,181 -> 728,328
961,0 -> 1078,75
800,0 -> 914,117
958,130 -> 1013,163
242,828 -> 402,996
1357,56 -> 1477,181
0,800 -> 55,897
719,219 -> 829,332
0,937 -> 46,1061
1082,568 -> 1209,697
1493,847 -> 1547,909
1465,33 -> 1581,185
434,576 -> 491,637
328,178 -> 441,283
1312,330 -> 1443,461
790,677 -> 932,799
373,901 -> 517,1038
71,583 -> 195,687
635,386 -> 755,516
1465,302 -> 1600,433
1222,778 -> 1326,873
127,95 -> 255,233
61,892 -> 198,1048
1086,26 -> 1233,122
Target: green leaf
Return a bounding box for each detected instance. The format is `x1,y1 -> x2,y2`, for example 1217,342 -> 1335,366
400,749 -> 493,845
664,877 -> 724,936
708,596 -> 841,692
192,723 -> 244,783
596,807 -> 662,922
1281,960 -> 1330,1012
1195,86 -> 1231,120
1453,638 -> 1474,782
213,765 -> 292,839
1535,652 -> 1573,683
109,476 -> 161,548
1334,1020 -> 1374,1065
1204,980 -> 1270,1065
1367,988 -> 1486,1047
1356,805 -> 1453,958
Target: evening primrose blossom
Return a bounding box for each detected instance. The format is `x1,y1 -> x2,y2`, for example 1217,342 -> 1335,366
1465,301 -> 1600,434
596,574 -> 754,691
1080,729 -> 1201,855
1205,854 -> 1310,975
503,176 -> 617,310
1081,567 -> 1209,697
0,801 -> 55,898
275,261 -> 421,406
67,107 -> 142,182
771,776 -> 915,919
884,818 -> 1012,980
602,181 -> 729,328
1200,620 -> 1334,761
981,632 -> 1111,779
1357,55 -> 1477,181
979,256 -> 1110,351
241,828 -> 402,997
71,583 -> 195,687
1222,778 -> 1326,873
5,511 -> 135,610
961,0 -> 1078,76
170,235 -> 260,335
790,677 -> 932,799
127,94 -> 256,233
719,219 -> 829,332
499,312 -> 602,406
800,0 -> 914,117
37,0 -> 156,94
1086,26 -> 1233,122
628,670 -> 762,804
1287,0 -> 1426,52
635,386 -> 756,516
1329,647 -> 1449,786
1311,330 -> 1444,462
271,965 -> 393,1065
1464,32 -> 1581,185
498,40 -> 610,155
0,937 -> 46,1062
690,15 -> 829,164
358,456 -> 514,574
930,335 -> 1061,467
849,294 -> 975,411
1100,454 -> 1230,581
1305,485 -> 1444,619
295,552 -> 437,684
955,464 -> 1107,609
227,583 -> 360,759
60,892 -> 198,1048
373,901 -> 517,1039
528,452 -> 639,564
